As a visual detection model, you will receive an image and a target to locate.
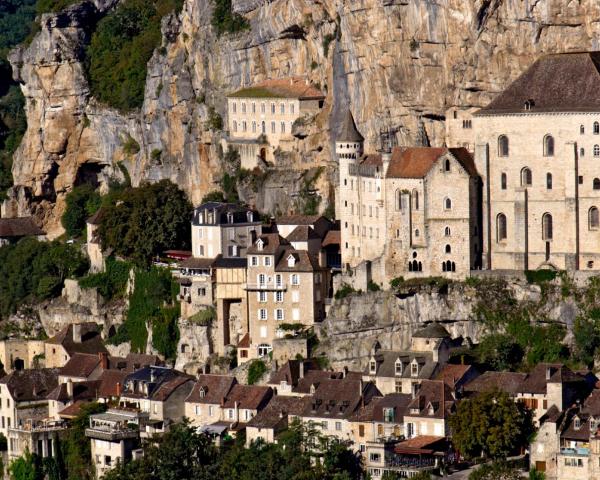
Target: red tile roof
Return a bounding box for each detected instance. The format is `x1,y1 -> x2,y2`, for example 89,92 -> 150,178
0,217 -> 44,237
186,375 -> 237,404
386,147 -> 477,179
60,353 -> 100,379
222,384 -> 273,410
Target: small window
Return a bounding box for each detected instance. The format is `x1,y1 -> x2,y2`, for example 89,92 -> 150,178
595,145 -> 600,157
546,173 -> 552,190
233,121 -> 237,132
581,147 -> 585,157
414,229 -> 420,238
444,159 -> 451,172
444,226 -> 451,237
445,244 -> 451,254
395,190 -> 402,211
501,172 -> 507,190
498,135 -> 509,157
232,102 -> 237,114
594,178 -> 600,190
542,213 -> 553,240
444,198 -> 452,210
281,122 -> 285,133
413,190 -> 419,210
543,135 -> 554,157
521,168 -> 532,187
497,213 -> 507,241
589,207 -> 599,230
595,121 -> 599,135
271,103 -> 275,114
580,125 -> 585,135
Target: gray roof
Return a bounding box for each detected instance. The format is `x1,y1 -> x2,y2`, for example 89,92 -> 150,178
338,110 -> 364,143
413,323 -> 451,339
366,350 -> 439,380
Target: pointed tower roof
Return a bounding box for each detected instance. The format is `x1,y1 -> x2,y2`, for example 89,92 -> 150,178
338,110 -> 364,143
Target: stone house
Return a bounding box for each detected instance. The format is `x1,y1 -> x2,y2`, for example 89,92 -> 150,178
220,384 -> 273,424
402,380 -> 456,439
0,338 -> 45,372
244,233 -> 327,361
119,366 -> 194,428
471,52 -> 600,271
337,110 -> 481,283
85,408 -> 148,478
184,374 -> 237,427
245,395 -> 308,446
44,323 -> 107,368
0,217 -> 45,246
7,418 -> 67,463
225,77 -> 325,169
267,359 -> 344,397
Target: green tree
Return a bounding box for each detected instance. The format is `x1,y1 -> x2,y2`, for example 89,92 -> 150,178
247,359 -> 267,385
478,333 -> 523,371
449,390 -> 534,460
8,450 -> 43,480
61,184 -> 101,238
98,180 -> 192,264
211,0 -> 249,36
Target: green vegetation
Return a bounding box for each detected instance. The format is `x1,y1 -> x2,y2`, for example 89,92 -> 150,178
207,106 -> 223,130
86,0 -> 184,111
525,269 -> 557,285
468,462 -> 524,480
0,238 -> 88,319
61,184 -> 101,238
79,257 -> 131,300
322,33 -> 335,57
295,168 -> 323,216
151,148 -> 162,162
188,307 -> 216,326
35,0 -> 76,13
121,134 -> 140,155
108,266 -> 178,355
367,280 -> 380,292
334,283 -> 358,300
104,420 -> 362,480
201,190 -> 227,203
98,179 -> 192,265
247,359 -> 267,385
211,0 -> 250,36
450,390 -> 534,460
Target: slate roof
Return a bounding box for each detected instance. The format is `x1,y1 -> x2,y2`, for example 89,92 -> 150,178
222,384 -> 273,410
338,110 -> 365,143
463,371 -> 526,395
476,52 -> 600,115
0,368 -> 59,401
192,202 -> 259,226
121,366 -> 194,401
246,395 -> 308,429
247,233 -> 289,255
228,77 -> 325,100
413,323 -> 451,339
366,350 -> 439,381
186,375 -> 237,404
385,147 -> 477,179
213,255 -> 247,269
582,389 -> 600,416
350,393 -> 412,422
294,370 -> 346,394
179,257 -> 216,269
46,323 -> 107,357
0,217 -> 44,237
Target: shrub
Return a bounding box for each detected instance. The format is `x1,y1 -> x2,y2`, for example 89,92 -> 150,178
525,269 -> 557,285
151,305 -> 180,359
207,106 -> 223,130
247,359 -> 267,385
389,277 -> 404,288
188,307 -> 216,326
367,281 -> 380,292
201,191 -> 226,203
322,33 -> 335,56
151,148 -> 162,162
334,283 -> 356,300
79,257 -> 131,300
122,134 -> 140,155
61,184 -> 101,238
211,0 -> 250,36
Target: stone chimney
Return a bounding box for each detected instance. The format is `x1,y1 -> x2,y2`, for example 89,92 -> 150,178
99,352 -> 108,370
359,379 -> 363,396
299,361 -> 305,379
342,366 -> 348,379
66,379 -> 73,398
116,382 -> 122,397
72,324 -> 82,343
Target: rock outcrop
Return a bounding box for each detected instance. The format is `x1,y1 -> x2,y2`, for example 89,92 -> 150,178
7,0 -> 600,235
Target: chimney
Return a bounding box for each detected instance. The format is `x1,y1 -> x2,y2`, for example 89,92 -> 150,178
99,352 -> 108,370
359,379 -> 363,396
220,396 -> 225,408
116,382 -> 122,397
66,379 -> 73,398
299,361 -> 305,379
546,367 -> 552,380
343,366 -> 348,379
72,324 -> 82,343
412,383 -> 420,399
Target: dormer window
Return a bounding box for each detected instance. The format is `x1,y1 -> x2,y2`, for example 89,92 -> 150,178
395,360 -> 402,376
369,360 -> 377,374
247,211 -> 254,222
310,384 -> 316,394
411,361 -> 419,377
383,408 -> 395,423
199,387 -> 206,398
524,99 -> 534,110
427,403 -> 435,416
227,212 -> 234,224
256,239 -> 264,251
287,254 -> 296,268
574,417 -> 581,430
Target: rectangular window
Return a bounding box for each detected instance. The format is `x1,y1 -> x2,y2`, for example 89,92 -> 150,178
292,291 -> 300,303
264,256 -> 272,266
198,288 -> 206,296
271,122 -> 276,133
335,422 -> 342,431
275,291 -> 283,302
275,309 -> 284,320
258,291 -> 267,303
258,309 -> 267,320
359,425 -> 364,437
291,274 -> 299,285
251,256 -> 258,266
209,406 -> 214,417
195,405 -> 200,415
259,326 -> 267,338
292,308 -> 300,321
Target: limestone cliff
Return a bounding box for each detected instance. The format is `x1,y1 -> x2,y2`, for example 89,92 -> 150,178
7,0 -> 600,234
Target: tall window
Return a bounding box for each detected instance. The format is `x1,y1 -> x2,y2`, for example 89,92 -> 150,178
498,135 -> 509,157
261,103 -> 265,113
521,167 -> 532,186
261,121 -> 266,134
444,198 -> 452,210
501,172 -> 507,190
232,102 -> 237,114
595,145 -> 600,157
444,159 -> 451,172
271,122 -> 276,133
271,103 -> 275,114
590,207 -> 599,230
497,213 -> 507,241
395,190 -> 402,211
413,190 -> 419,210
444,226 -> 451,237
546,173 -> 553,190
280,103 -> 285,114
542,213 -> 553,240
543,135 -> 554,156
242,121 -> 247,132
233,121 -> 237,132
252,102 -> 255,113
581,125 -> 585,134
595,121 -> 599,134
252,121 -> 256,133
594,178 -> 600,190
281,122 -> 285,133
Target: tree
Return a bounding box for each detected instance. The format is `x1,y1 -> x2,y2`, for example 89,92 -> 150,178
450,390 -> 534,460
98,180 -> 192,264
61,184 -> 101,238
478,333 -> 523,371
8,450 -> 43,480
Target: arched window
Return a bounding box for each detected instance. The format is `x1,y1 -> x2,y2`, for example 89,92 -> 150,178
588,206 -> 600,230
252,121 -> 256,133
233,121 -> 237,132
497,213 -> 507,241
451,262 -> 456,272
521,167 -> 532,187
498,135 -> 509,157
546,173 -> 552,190
542,213 -> 553,240
581,125 -> 585,135
411,260 -> 419,272
595,121 -> 599,135
395,190 -> 402,211
418,262 -> 422,272
408,261 -> 413,272
261,121 -> 266,134
595,178 -> 600,190
445,260 -> 452,272
580,147 -> 585,157
444,198 -> 452,210
413,190 -> 419,210
445,159 -> 451,172
543,135 -> 554,157
442,262 -> 446,272
445,244 -> 451,254
444,226 -> 451,237
501,173 -> 507,190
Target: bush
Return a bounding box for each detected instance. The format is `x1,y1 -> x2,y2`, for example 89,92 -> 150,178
525,269 -> 557,285
389,277 -> 404,288
207,106 -> 223,130
35,0 -> 77,13
151,305 -> 180,359
86,0 -> 184,111
122,134 -> 140,155
188,307 -> 215,326
211,0 -> 249,36
79,257 -> 131,300
247,359 -> 267,385
367,281 -> 380,292
334,283 -> 356,300
151,148 -> 162,162
201,191 -> 226,203
61,184 -> 101,238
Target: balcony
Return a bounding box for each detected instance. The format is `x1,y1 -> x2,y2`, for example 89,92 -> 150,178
10,420 -> 67,433
85,426 -> 139,442
560,447 -> 590,457
244,282 -> 287,291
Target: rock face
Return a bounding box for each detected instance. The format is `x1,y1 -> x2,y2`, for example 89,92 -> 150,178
7,0 -> 600,234
175,320 -> 211,373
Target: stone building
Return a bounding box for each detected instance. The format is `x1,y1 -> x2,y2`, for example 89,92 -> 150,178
244,233 -> 327,361
44,323 -> 107,368
472,52 -> 600,271
225,77 -> 325,169
0,339 -> 45,372
337,111 -> 481,283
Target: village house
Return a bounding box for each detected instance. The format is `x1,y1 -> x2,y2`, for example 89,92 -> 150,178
0,216 -> 45,246
266,359 -> 332,396
245,395 -> 307,446
225,77 -> 325,169
45,323 -> 107,368
402,380 -> 456,439
469,52 -> 600,271
336,111 -> 481,283
0,338 -> 45,372
184,374 -> 237,427
243,233 -> 327,362
85,408 -> 148,478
